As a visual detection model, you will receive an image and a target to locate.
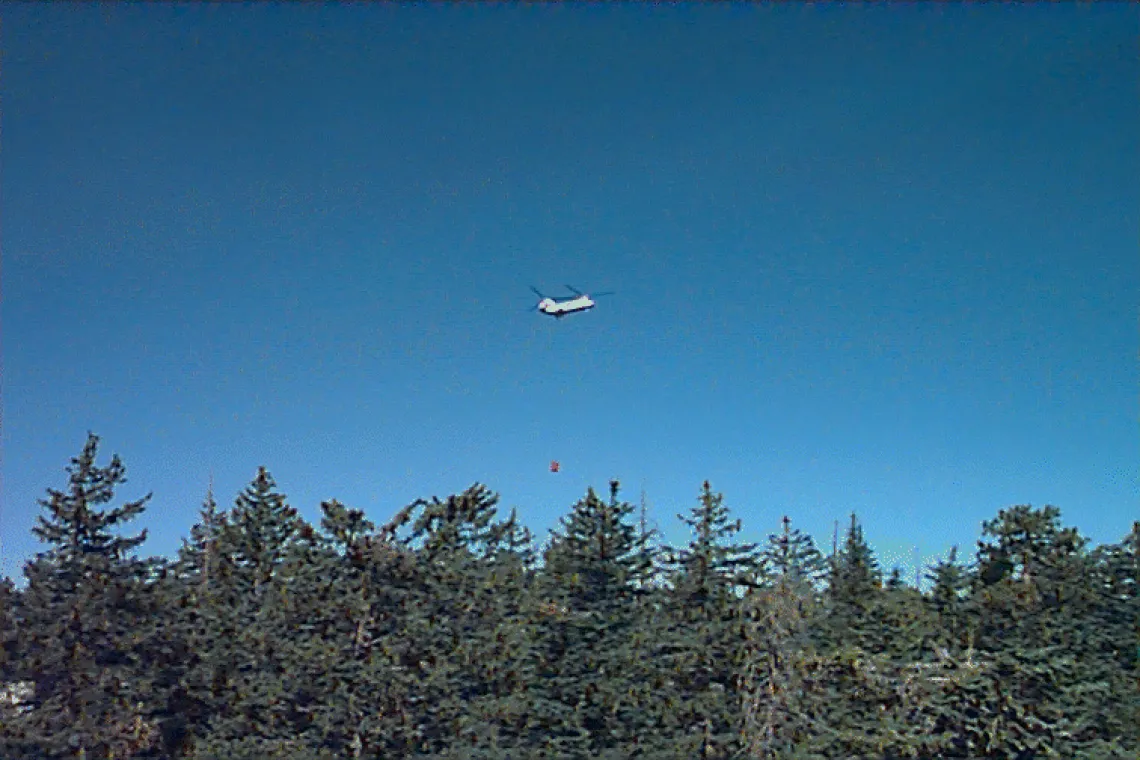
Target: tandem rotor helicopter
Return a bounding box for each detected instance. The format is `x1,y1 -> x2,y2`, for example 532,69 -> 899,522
529,285 -> 615,319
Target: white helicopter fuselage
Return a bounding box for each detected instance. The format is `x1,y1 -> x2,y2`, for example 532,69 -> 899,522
538,295 -> 595,317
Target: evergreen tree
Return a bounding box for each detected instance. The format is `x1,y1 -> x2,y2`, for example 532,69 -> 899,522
5,432 -> 1140,759
1090,521 -> 1140,669
2,433 -> 160,759
542,481 -> 654,610
0,575 -> 15,678
1090,521 -> 1140,751
823,512 -> 883,651
183,467 -> 313,757
394,484 -> 539,757
964,504 -> 1120,757
671,480 -> 761,607
244,497 -> 397,759
176,480 -> 226,595
659,481 -> 763,758
758,515 -> 828,593
872,561 -> 932,666
139,484 -> 229,758
532,481 -> 657,757
739,516 -> 826,758
0,576 -> 26,725
927,545 -> 972,653
324,501 -> 428,758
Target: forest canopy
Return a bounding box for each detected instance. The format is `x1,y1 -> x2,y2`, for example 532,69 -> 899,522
1,433 -> 1137,759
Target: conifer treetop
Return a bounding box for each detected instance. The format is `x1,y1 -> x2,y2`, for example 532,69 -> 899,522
31,432 -> 150,566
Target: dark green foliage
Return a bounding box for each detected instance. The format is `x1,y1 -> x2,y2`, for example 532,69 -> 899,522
927,545 -> 973,653
1091,522 -> 1140,670
671,480 -> 762,606
530,481 -> 659,757
541,480 -> 654,610
1,433 -> 160,759
147,482 -> 228,756
759,515 -> 828,594
390,484 -> 541,757
954,505 -> 1129,757
3,436 -> 1138,759
0,576 -> 23,729
0,575 -> 15,675
822,512 -> 884,652
317,502 -> 428,758
739,516 -> 826,758
657,482 -> 765,758
178,467 -> 314,757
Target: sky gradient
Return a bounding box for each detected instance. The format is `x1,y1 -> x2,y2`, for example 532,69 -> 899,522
3,4 -> 1138,584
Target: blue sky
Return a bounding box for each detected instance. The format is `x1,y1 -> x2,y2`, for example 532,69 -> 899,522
2,4 -> 1137,585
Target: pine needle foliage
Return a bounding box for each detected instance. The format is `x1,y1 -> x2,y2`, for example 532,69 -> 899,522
2,436 -> 1138,759
2,433 -> 160,759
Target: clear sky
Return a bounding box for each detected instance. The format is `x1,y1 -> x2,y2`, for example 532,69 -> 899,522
2,3 -> 1137,585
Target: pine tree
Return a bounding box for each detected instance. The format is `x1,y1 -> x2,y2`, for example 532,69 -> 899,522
392,484 -> 540,757
660,481 -> 763,758
671,481 -> 761,607
963,504 -> 1120,757
152,483 -> 229,757
927,545 -> 972,653
0,576 -> 26,727
823,512 -> 883,651
739,516 -> 826,758
531,481 -> 657,757
2,433 -> 160,759
0,575 -> 15,677
177,480 -> 226,596
1074,520 -> 1140,753
324,500 -> 427,758
183,467 -> 314,757
1090,521 -> 1139,670
758,515 -> 827,593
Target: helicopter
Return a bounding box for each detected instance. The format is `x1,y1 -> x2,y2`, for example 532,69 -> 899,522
529,285 -> 614,318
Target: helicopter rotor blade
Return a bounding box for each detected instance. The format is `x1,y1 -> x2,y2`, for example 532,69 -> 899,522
589,291 -> 616,297
563,284 -> 584,296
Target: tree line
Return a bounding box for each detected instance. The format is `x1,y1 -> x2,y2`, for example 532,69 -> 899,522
1,433 -> 1137,759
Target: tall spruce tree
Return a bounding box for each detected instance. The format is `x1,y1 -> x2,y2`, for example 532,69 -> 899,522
963,504 -> 1118,757
154,483 -> 230,757
319,500 -> 429,758
2,434 -> 160,759
823,512 -> 883,651
183,467 -> 314,757
660,481 -> 763,759
671,481 -> 761,607
393,484 -> 539,757
739,516 -> 826,758
1092,522 -> 1140,672
297,498 -> 386,757
758,515 -> 827,593
241,497 -> 398,759
176,481 -> 225,595
532,481 -> 657,757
